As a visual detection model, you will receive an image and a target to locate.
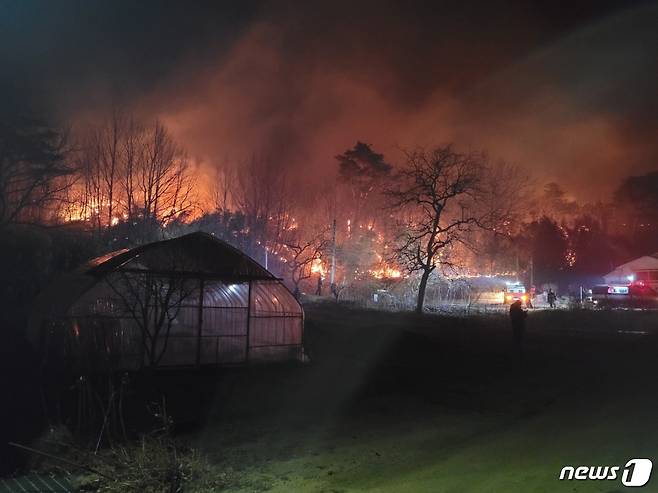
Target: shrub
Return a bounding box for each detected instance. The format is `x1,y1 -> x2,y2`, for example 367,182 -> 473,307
74,433 -> 230,493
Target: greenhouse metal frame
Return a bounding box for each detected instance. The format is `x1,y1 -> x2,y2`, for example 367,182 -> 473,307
29,232 -> 304,372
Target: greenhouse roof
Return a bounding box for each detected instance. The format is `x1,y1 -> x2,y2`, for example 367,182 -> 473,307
87,232 -> 276,281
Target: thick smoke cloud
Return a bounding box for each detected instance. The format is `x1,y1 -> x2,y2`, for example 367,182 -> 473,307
3,0 -> 657,203
152,1 -> 658,202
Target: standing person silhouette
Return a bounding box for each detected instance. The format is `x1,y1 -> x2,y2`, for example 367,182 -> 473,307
547,289 -> 557,308
316,275 -> 323,296
509,300 -> 527,356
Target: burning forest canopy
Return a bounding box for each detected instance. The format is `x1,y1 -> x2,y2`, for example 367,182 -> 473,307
1,104 -> 656,306
0,0 -> 657,309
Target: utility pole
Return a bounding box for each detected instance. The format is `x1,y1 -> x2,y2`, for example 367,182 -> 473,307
330,218 -> 337,293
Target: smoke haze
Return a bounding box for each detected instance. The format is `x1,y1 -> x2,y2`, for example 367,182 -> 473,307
3,0 -> 657,203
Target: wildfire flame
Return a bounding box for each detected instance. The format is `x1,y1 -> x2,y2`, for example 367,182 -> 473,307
311,257 -> 327,277
369,265 -> 402,279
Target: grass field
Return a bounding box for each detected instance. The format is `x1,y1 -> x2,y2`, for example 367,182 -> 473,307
168,304 -> 658,492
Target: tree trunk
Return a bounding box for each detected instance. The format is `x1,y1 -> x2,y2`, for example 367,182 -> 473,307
416,268 -> 431,313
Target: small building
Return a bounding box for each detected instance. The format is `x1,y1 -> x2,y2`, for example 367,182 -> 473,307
603,254 -> 658,289
29,232 -> 304,372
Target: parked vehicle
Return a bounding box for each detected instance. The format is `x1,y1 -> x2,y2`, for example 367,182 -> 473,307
590,282 -> 658,308
504,282 -> 529,306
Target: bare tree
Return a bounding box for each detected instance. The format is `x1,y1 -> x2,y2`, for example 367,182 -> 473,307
105,254 -> 198,368
212,160 -> 236,212
69,114 -> 196,235
280,228 -> 329,299
233,155 -> 294,261
386,145 -> 485,313
139,121 -> 195,226
72,128 -> 104,231
100,110 -> 124,227
72,112 -> 127,230
0,113 -> 72,227
120,116 -> 144,221
476,161 -> 532,274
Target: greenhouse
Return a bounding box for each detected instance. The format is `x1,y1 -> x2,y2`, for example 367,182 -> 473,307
29,232 -> 304,372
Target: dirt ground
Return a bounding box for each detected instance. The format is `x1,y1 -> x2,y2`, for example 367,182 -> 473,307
169,303 -> 658,492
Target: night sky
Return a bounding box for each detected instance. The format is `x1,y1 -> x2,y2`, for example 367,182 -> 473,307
2,0 -> 657,201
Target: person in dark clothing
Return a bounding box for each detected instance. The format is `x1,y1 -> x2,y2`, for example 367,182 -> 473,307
547,289 -> 556,308
316,275 -> 323,296
509,300 -> 527,349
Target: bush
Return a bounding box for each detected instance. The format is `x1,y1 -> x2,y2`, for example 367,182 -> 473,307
74,433 -> 230,493
25,428 -> 230,493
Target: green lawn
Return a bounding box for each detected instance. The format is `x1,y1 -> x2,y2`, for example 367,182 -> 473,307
188,305 -> 658,492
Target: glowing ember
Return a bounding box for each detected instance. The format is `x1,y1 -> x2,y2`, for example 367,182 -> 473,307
565,249 -> 576,267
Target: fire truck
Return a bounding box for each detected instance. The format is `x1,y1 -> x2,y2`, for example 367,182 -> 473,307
504,282 -> 529,305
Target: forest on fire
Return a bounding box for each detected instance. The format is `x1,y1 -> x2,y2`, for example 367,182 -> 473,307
2,97 -> 657,328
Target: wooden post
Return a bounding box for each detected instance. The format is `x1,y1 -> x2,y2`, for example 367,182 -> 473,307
196,278 -> 204,367
245,281 -> 252,363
